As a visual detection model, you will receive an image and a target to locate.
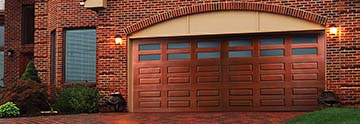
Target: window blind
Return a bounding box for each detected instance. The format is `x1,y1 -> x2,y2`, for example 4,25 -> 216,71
65,29 -> 96,83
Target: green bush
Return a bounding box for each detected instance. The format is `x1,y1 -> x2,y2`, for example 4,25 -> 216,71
21,61 -> 41,83
0,102 -> 20,118
53,85 -> 101,114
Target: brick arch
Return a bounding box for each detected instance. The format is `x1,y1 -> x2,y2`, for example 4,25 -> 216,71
123,2 -> 328,34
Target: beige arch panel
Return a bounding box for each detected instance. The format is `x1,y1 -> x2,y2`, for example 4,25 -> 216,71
129,11 -> 325,38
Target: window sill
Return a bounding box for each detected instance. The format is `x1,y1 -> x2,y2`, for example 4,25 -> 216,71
63,82 -> 97,88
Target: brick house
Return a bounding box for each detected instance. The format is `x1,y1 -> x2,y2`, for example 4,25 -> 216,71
3,0 -> 360,112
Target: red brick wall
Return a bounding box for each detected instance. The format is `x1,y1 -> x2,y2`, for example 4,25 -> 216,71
33,0 -> 360,106
4,0 -> 34,86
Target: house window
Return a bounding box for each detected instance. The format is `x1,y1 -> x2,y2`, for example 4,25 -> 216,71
0,52 -> 3,86
22,5 -> 35,44
0,25 -> 4,86
0,25 -> 4,46
50,31 -> 56,84
65,29 -> 96,83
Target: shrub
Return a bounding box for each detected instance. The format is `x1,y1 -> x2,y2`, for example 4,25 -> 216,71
0,80 -> 49,116
0,102 -> 20,118
21,61 -> 41,83
53,85 -> 101,114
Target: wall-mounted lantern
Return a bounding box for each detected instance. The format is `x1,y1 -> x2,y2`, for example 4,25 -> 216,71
7,49 -> 14,57
115,35 -> 123,45
329,27 -> 338,35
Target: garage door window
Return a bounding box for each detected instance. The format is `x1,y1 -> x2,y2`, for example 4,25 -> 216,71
168,53 -> 190,60
229,51 -> 252,57
229,40 -> 252,47
140,54 -> 161,61
140,44 -> 160,51
198,52 -> 220,59
260,49 -> 284,56
292,48 -> 318,55
292,37 -> 317,44
198,42 -> 219,48
168,42 -> 189,49
260,38 -> 284,45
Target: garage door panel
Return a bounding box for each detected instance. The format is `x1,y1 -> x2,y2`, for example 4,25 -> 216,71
168,100 -> 191,108
168,66 -> 191,73
228,64 -> 253,71
260,99 -> 285,106
196,76 -> 221,83
292,88 -> 318,95
260,63 -> 285,70
260,88 -> 285,95
291,69 -> 319,74
168,90 -> 191,97
260,74 -> 285,81
167,76 -> 191,84
260,70 -> 285,74
197,89 -> 221,97
137,74 -> 162,78
293,62 -> 318,69
292,73 -> 318,80
139,78 -> 162,85
139,67 -> 161,74
139,91 -> 162,98
228,88 -> 253,96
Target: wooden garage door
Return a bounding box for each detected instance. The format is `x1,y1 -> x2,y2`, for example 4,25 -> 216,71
132,33 -> 325,112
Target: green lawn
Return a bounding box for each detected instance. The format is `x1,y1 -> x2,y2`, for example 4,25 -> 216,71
285,108 -> 360,124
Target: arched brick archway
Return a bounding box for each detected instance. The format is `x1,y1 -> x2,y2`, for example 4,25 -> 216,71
123,2 -> 327,34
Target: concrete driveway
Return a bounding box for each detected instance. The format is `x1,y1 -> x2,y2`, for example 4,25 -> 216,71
0,112 -> 306,124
